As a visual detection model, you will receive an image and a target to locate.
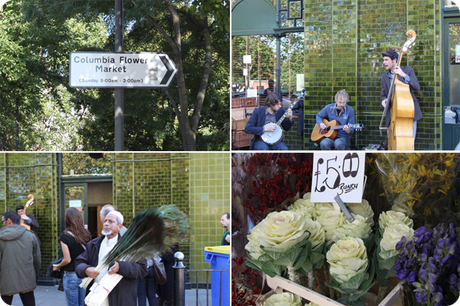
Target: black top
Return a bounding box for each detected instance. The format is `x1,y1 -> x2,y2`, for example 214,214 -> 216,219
59,231 -> 85,272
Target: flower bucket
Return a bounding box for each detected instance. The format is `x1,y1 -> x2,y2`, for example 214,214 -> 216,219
264,274 -> 405,306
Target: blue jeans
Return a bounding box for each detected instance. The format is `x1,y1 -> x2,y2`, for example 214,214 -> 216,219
320,137 -> 351,150
253,140 -> 289,150
137,266 -> 157,306
63,271 -> 85,306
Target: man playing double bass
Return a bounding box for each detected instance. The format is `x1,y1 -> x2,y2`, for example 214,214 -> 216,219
381,49 -> 422,139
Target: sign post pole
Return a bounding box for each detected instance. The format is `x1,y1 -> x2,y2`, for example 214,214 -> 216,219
115,0 -> 124,151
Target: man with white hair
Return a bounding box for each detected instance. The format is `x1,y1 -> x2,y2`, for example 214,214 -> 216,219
75,211 -> 147,306
100,204 -> 127,236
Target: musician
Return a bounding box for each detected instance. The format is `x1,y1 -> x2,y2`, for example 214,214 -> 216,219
244,92 -> 294,150
315,89 -> 355,150
381,49 -> 421,138
16,204 -> 40,245
263,79 -> 276,95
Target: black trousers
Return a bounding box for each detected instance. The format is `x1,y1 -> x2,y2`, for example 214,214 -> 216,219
1,291 -> 36,306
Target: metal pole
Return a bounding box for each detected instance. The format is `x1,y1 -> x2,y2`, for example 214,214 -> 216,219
174,251 -> 186,306
276,0 -> 281,96
114,0 -> 124,151
15,101 -> 18,150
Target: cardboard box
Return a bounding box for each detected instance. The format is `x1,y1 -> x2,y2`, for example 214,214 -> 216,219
232,108 -> 246,120
232,118 -> 249,131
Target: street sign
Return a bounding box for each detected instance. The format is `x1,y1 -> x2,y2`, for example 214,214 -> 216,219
69,52 -> 177,88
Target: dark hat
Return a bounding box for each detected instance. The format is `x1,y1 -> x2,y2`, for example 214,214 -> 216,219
15,205 -> 24,211
382,49 -> 398,60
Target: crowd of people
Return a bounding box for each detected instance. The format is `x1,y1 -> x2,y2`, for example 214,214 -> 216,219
0,204 -> 228,306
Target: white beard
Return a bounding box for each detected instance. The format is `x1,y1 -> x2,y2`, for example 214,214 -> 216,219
101,229 -> 112,236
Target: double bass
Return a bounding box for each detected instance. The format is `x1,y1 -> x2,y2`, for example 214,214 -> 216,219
20,194 -> 34,230
379,30 -> 417,150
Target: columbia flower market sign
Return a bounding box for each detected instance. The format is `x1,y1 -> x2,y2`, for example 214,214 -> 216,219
311,152 -> 365,203
69,52 -> 177,88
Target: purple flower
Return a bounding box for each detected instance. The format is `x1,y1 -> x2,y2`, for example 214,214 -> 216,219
424,232 -> 433,241
429,272 -> 438,284
429,282 -> 437,293
407,270 -> 417,285
418,268 -> 428,281
420,253 -> 428,262
441,254 -> 451,266
433,292 -> 443,304
449,274 -> 457,284
396,270 -> 407,280
415,226 -> 428,237
415,291 -> 428,303
396,238 -> 405,251
437,238 -> 446,249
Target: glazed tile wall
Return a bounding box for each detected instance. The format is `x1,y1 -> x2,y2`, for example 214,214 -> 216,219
112,153 -> 191,269
0,153 -> 59,276
303,0 -> 441,150
189,153 -> 231,282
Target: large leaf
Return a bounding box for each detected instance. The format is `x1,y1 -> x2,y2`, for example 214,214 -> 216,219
261,260 -> 285,278
273,247 -> 303,267
293,241 -> 311,270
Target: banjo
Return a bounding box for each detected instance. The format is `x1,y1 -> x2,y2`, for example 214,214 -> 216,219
261,89 -> 306,145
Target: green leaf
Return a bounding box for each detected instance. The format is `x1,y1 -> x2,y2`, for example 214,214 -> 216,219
273,248 -> 302,267
261,261 -> 285,278
301,257 -> 313,273
293,241 -> 311,270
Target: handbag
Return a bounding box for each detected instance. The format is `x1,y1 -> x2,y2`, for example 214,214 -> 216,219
153,260 -> 167,285
45,257 -> 64,279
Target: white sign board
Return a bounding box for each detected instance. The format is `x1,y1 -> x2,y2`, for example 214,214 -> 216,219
243,55 -> 252,64
311,152 -> 365,203
69,52 -> 177,88
243,68 -> 248,76
69,200 -> 82,208
296,74 -> 304,91
247,88 -> 257,98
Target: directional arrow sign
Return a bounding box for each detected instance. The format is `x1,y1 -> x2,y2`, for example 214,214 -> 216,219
69,52 -> 177,88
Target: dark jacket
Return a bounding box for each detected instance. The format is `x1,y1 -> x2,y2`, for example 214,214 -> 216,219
381,66 -> 422,127
0,225 -> 41,295
75,234 -> 147,306
244,106 -> 294,150
22,214 -> 40,245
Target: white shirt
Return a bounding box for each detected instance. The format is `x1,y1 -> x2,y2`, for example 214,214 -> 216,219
96,235 -> 118,306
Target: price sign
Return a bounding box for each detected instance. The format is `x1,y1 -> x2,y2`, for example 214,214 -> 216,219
311,152 -> 365,203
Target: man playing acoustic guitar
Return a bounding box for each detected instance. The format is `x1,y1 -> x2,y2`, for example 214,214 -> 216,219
315,89 -> 355,150
245,92 -> 294,150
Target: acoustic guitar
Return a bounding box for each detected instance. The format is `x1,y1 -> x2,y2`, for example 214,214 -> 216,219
311,119 -> 363,143
20,194 -> 34,231
261,89 -> 306,145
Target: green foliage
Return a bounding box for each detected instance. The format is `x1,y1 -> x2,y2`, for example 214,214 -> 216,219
1,0 -> 229,150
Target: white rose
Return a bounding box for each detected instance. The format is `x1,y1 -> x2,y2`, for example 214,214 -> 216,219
265,292 -> 302,306
331,214 -> 372,242
347,199 -> 374,226
327,237 -> 368,284
258,211 -> 310,252
378,210 -> 413,232
380,224 -> 414,259
317,210 -> 347,241
288,198 -> 315,220
304,218 -> 325,251
245,225 -> 264,260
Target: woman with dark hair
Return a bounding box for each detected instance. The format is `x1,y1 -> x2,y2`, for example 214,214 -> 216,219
53,207 -> 92,306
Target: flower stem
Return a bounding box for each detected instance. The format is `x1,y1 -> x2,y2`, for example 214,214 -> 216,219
376,286 -> 387,305
287,266 -> 301,284
307,271 -> 315,289
314,269 -> 326,295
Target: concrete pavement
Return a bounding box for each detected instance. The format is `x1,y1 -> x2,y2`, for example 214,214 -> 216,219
6,285 -> 215,306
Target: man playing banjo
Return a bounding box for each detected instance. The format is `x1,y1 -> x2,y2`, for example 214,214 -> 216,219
315,89 -> 356,150
244,92 -> 294,150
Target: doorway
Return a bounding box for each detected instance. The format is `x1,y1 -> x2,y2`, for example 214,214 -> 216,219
60,178 -> 112,238
442,17 -> 460,149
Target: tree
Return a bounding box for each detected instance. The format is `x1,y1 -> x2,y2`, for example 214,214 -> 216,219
21,0 -> 230,151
